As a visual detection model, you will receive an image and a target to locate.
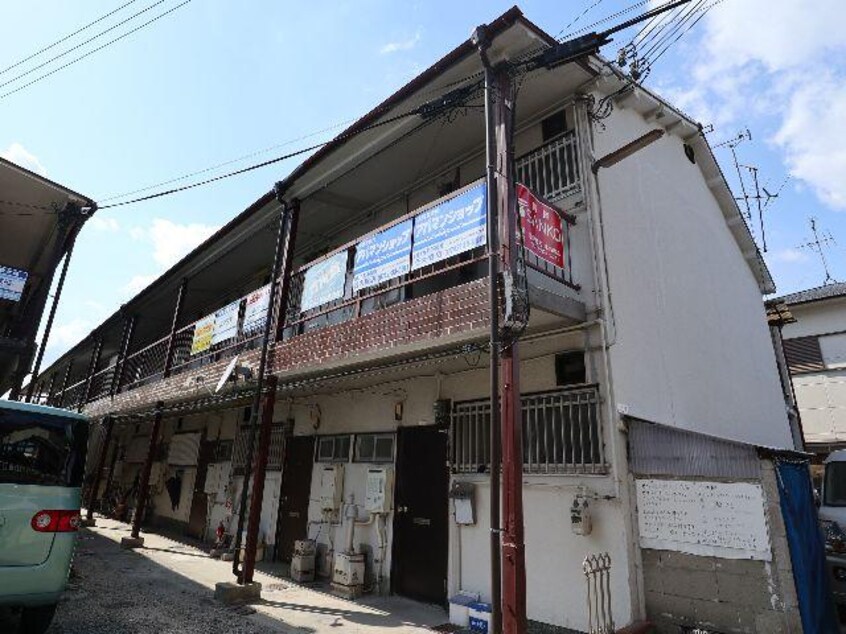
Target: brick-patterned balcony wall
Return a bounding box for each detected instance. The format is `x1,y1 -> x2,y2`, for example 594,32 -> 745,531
272,278 -> 490,375
82,279 -> 490,418
82,348 -> 262,418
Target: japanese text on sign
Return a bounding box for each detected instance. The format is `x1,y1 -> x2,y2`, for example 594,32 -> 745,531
352,220 -> 412,293
301,250 -> 348,312
242,285 -> 270,335
0,265 -> 28,302
411,183 -> 486,271
190,314 -> 215,355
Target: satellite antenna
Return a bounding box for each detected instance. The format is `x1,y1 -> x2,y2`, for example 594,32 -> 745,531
798,217 -> 838,286
216,354 -> 240,394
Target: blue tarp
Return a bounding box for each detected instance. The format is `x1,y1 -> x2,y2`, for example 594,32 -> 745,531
776,460 -> 839,633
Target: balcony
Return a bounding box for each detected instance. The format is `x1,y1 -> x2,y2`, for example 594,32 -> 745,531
46,137 -> 587,412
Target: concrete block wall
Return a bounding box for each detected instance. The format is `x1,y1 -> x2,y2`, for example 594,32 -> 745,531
641,460 -> 802,633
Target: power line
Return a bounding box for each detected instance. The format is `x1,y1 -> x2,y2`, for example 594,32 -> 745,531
555,0 -> 607,39
98,87 -> 481,209
642,0 -> 724,70
99,69 -> 487,205
0,0 -> 139,77
0,0 -> 192,101
0,0 -> 167,92
557,0 -> 654,40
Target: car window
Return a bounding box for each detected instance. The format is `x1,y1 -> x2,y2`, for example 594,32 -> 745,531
0,408 -> 87,487
824,462 -> 846,507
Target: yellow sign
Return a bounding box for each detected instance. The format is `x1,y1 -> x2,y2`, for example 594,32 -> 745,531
190,315 -> 215,355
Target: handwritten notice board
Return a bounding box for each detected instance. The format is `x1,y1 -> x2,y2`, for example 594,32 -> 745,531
635,479 -> 771,560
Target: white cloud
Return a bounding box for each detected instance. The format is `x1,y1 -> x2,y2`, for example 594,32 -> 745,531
649,0 -> 846,212
48,318 -> 93,351
148,218 -> 218,268
129,226 -> 146,240
771,248 -> 808,264
89,216 -> 120,232
380,30 -> 421,54
1,142 -> 47,176
123,274 -> 158,296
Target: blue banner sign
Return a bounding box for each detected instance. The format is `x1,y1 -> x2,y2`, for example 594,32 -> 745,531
0,265 -> 28,302
411,183 -> 486,271
352,219 -> 413,293
301,250 -> 348,312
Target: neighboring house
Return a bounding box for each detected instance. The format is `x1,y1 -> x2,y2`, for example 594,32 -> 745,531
771,282 -> 846,460
0,157 -> 95,397
27,8 -> 810,633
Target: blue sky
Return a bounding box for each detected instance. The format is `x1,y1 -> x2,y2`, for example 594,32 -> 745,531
2,0 -> 844,369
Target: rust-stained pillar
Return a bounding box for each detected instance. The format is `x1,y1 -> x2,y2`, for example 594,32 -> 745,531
242,375 -> 279,584
79,338 -> 103,411
111,313 -> 137,397
85,416 -> 114,523
128,402 -> 164,544
495,66 -> 527,634
57,360 -> 73,408
163,279 -> 187,378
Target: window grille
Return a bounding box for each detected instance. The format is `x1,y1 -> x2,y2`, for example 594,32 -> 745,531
451,386 -> 605,475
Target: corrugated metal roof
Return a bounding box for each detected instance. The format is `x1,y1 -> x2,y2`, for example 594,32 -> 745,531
628,419 -> 761,479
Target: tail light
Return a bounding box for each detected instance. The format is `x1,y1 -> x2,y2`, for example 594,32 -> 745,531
31,510 -> 81,533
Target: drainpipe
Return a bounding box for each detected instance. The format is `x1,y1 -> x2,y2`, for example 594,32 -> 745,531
25,239 -> 77,403
242,375 -> 279,584
129,401 -> 165,543
472,24 -> 502,634
232,191 -> 297,583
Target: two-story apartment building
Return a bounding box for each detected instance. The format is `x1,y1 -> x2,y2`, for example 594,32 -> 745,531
25,8 -> 815,633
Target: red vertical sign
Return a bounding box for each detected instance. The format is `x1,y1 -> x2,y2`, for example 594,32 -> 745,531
516,184 -> 565,269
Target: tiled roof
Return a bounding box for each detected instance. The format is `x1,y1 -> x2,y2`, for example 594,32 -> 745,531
773,282 -> 846,306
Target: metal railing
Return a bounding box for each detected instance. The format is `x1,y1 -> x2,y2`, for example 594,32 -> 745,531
515,131 -> 581,203
450,385 -> 605,475
584,552 -> 614,634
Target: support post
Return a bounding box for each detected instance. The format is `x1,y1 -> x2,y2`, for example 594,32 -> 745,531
84,416 -> 114,525
124,402 -> 164,547
102,442 -> 120,516
231,192 -> 297,583
57,360 -> 73,407
45,373 -> 57,406
162,280 -> 187,378
473,24 -> 502,634
25,241 -> 76,402
111,313 -> 137,397
274,199 -> 301,341
79,338 -> 103,411
495,67 -> 527,634
242,375 -> 279,584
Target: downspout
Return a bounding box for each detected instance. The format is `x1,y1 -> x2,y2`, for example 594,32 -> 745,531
472,24 -> 502,634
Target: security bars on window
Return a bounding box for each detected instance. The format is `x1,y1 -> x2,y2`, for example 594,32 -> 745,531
450,386 -> 605,475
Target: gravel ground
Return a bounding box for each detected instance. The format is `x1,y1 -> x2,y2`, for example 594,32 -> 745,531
1,530 -> 284,634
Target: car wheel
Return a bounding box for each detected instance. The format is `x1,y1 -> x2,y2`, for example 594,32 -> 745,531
20,604 -> 57,634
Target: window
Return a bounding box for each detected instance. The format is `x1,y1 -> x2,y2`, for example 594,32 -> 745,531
783,336 -> 824,373
354,433 -> 395,463
541,110 -> 567,142
316,435 -> 351,463
825,462 -> 846,507
451,387 -> 605,475
555,352 -> 586,386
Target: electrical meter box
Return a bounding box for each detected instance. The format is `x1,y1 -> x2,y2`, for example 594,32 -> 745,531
319,464 -> 344,512
570,495 -> 592,536
364,467 -> 394,513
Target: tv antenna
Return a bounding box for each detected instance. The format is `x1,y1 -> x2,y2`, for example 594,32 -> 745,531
716,128 -> 754,223
738,164 -> 771,252
798,217 -> 838,286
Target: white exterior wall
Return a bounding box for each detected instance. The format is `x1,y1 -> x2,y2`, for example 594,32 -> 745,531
279,331 -> 632,631
783,298 -> 846,445
591,100 -> 792,449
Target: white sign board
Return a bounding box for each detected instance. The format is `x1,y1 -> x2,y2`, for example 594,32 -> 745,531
0,265 -> 28,302
243,285 -> 270,335
212,299 -> 241,345
636,479 -> 771,560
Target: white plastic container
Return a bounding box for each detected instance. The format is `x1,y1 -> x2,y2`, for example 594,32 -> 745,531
448,592 -> 479,626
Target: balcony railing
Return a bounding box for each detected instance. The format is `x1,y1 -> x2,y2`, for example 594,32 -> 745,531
450,385 -> 605,475
47,138 -> 586,408
516,131 -> 581,203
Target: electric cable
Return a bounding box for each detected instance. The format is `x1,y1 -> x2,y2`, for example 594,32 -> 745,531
0,0 -> 139,77
555,0 -> 607,39
640,0 -> 708,63
642,0 -> 723,71
0,0 -> 192,101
